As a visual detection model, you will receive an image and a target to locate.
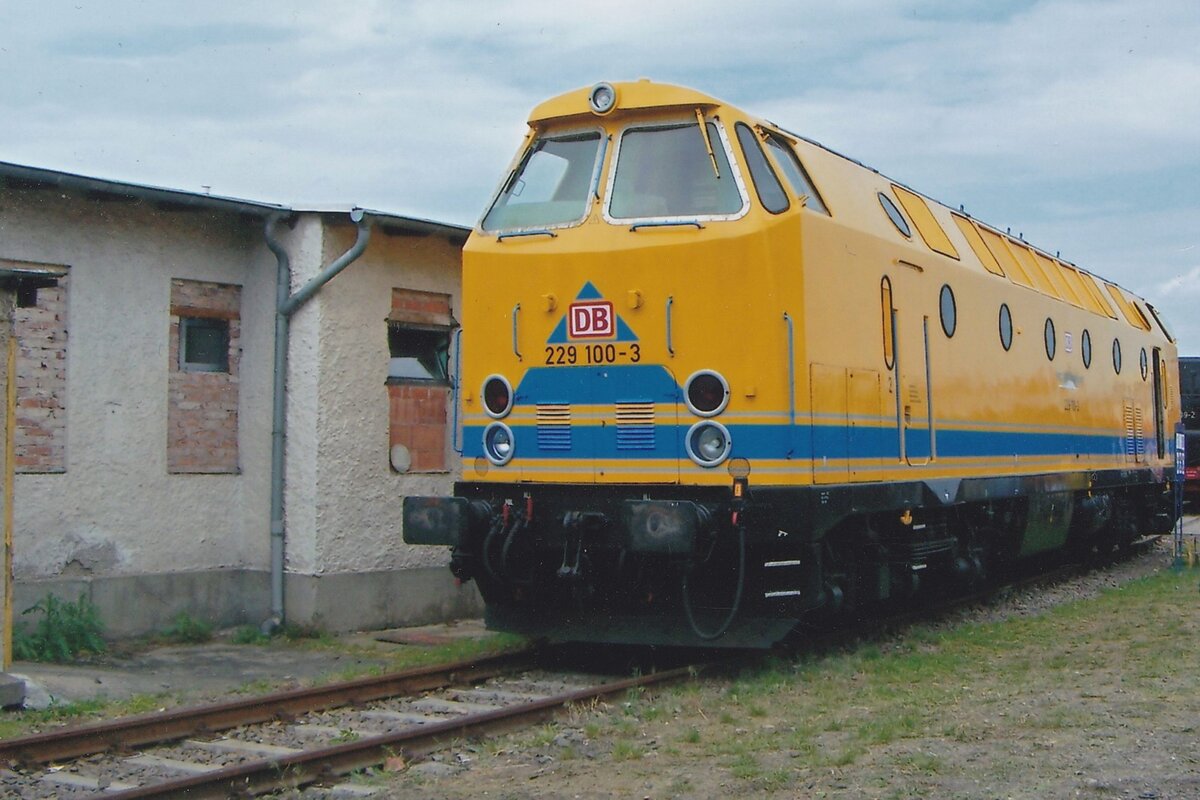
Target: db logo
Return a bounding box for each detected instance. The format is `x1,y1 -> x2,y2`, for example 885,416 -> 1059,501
568,301 -> 614,339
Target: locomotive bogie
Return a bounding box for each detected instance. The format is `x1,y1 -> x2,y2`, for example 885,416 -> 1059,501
402,80 -> 1180,647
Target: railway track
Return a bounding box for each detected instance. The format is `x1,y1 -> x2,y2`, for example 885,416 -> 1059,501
0,537 -> 1162,798
0,646 -> 730,798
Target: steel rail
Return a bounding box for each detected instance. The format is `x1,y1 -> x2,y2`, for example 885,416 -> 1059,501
0,647 -> 539,767
103,660 -> 727,799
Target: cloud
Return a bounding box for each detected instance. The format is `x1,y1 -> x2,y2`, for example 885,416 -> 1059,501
2,0 -> 1198,352
1155,265 -> 1200,299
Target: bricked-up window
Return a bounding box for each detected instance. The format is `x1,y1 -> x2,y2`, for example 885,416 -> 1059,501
14,276 -> 68,474
387,289 -> 457,473
168,279 -> 241,474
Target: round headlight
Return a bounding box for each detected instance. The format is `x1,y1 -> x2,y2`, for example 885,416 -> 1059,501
483,422 -> 515,466
686,421 -> 731,468
685,370 -> 730,417
482,375 -> 513,418
588,82 -> 617,115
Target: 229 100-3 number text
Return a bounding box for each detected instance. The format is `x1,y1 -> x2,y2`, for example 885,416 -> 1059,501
544,343 -> 641,366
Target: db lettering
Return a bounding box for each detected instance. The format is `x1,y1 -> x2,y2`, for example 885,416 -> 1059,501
569,301 -> 614,339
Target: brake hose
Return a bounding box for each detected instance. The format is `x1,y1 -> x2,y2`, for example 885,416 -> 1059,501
681,517 -> 747,641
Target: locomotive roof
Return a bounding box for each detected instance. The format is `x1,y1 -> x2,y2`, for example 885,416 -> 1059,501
524,80 -> 1168,340
529,80 -> 721,124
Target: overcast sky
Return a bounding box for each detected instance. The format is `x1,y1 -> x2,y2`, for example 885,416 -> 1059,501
2,1 -> 1198,353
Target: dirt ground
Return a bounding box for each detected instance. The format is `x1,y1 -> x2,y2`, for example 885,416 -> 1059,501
374,519 -> 1200,800
9,620 -> 490,709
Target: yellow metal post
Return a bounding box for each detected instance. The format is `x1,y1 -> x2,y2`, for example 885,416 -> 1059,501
4,334 -> 13,669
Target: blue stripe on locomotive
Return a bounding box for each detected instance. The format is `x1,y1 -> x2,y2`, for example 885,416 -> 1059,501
461,365 -> 1137,465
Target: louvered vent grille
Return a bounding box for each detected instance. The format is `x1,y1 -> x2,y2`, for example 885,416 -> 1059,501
1124,403 -> 1135,458
536,404 -> 571,450
1134,405 -> 1144,461
615,401 -> 656,450
1123,403 -> 1145,461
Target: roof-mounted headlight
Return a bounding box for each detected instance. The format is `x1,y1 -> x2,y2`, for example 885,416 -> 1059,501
588,82 -> 617,115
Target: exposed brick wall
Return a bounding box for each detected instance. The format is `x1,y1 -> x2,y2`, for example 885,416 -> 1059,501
390,287 -> 455,326
388,383 -> 450,472
14,277 -> 68,474
388,288 -> 452,473
167,279 -> 240,473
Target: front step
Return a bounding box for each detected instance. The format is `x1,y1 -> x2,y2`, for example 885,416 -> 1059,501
761,559 -> 806,600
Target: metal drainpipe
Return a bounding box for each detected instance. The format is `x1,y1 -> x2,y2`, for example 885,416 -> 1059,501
262,209 -> 371,634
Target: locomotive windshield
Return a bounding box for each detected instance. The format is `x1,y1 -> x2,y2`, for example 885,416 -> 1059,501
609,122 -> 744,219
482,131 -> 602,231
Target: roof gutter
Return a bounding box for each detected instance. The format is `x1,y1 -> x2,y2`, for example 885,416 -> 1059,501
262,209 -> 371,633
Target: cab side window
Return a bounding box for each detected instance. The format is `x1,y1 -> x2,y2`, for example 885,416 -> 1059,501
763,134 -> 829,215
735,123 -> 788,214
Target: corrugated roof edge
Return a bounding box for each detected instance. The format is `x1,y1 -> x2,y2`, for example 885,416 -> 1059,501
0,160 -> 470,243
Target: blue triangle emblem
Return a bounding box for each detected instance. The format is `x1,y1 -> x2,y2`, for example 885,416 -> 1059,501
546,283 -> 639,344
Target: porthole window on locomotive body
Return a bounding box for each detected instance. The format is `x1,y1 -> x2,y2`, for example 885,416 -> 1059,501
1081,329 -> 1092,368
878,192 -> 911,238
999,304 -> 1013,351
939,284 -> 957,338
1112,338 -> 1122,374
1140,347 -> 1148,380
1044,318 -> 1056,361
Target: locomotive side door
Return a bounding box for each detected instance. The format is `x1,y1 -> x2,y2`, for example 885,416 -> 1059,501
809,366 -> 883,484
810,363 -> 849,484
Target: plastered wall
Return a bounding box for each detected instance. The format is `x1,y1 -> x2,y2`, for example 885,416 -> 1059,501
283,219 -> 463,577
0,188 -> 276,582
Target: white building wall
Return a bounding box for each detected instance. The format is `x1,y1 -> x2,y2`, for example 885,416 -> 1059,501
0,189 -> 275,581
273,214 -> 482,630
277,214 -> 326,576
0,178 -> 477,634
311,220 -> 462,574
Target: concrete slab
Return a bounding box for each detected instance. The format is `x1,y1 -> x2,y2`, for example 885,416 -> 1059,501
370,618 -> 489,647
0,672 -> 26,708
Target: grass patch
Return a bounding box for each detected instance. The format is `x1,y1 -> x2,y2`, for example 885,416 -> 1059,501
159,612 -> 214,644
619,569 -> 1198,789
611,738 -> 645,760
0,693 -> 171,740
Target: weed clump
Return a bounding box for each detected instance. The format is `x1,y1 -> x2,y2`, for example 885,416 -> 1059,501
231,625 -> 270,645
13,593 -> 107,663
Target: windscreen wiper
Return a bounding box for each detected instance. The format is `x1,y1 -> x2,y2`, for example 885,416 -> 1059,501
695,108 -> 720,179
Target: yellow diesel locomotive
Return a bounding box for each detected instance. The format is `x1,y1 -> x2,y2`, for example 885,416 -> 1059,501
404,80 -> 1180,647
